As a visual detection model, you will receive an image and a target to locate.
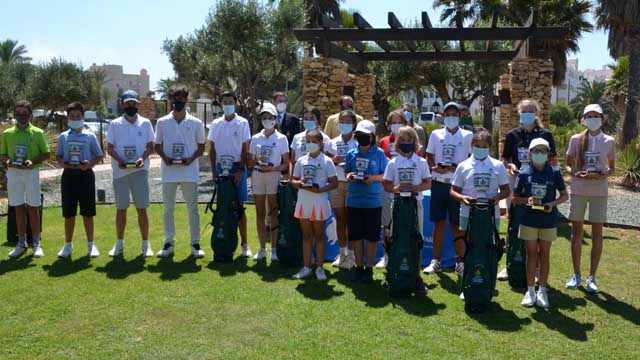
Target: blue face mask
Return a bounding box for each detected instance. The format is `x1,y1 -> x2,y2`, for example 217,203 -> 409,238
68,120 -> 85,130
403,111 -> 412,122
531,152 -> 548,165
399,142 -> 414,154
472,146 -> 489,160
223,105 -> 235,116
444,116 -> 459,130
338,123 -> 353,135
303,120 -> 317,131
520,112 -> 536,126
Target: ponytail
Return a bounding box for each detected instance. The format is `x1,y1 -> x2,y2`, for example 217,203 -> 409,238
576,129 -> 589,170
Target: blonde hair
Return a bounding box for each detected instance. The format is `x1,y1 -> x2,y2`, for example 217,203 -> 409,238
393,126 -> 420,153
387,110 -> 408,126
517,98 -> 543,128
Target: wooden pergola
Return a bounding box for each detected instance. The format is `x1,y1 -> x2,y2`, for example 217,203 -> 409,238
294,10 -> 569,73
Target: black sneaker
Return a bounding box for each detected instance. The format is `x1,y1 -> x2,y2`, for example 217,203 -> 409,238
415,276 -> 428,296
361,266 -> 374,284
351,266 -> 363,282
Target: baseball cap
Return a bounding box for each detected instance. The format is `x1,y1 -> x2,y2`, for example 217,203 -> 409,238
583,104 -> 603,115
355,120 -> 375,134
443,101 -> 461,113
529,138 -> 550,151
121,90 -> 140,103
260,103 -> 277,117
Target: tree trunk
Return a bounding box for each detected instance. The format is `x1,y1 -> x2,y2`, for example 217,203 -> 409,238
622,27 -> 640,146
481,84 -> 494,131
434,82 -> 450,106
415,87 -> 424,112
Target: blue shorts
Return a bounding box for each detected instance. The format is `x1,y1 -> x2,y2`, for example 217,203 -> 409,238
216,164 -> 248,203
429,180 -> 460,225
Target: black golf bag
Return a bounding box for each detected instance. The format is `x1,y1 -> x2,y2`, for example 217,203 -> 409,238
506,204 -> 527,288
275,181 -> 302,267
206,176 -> 243,262
385,195 -> 422,297
6,194 -> 44,245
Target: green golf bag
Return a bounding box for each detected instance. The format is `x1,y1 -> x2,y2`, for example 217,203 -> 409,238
276,181 -> 302,267
461,202 -> 504,313
385,195 -> 422,297
506,204 -> 527,288
206,176 -> 243,262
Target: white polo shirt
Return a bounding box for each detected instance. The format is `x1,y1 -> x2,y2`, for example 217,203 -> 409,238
452,155 -> 509,219
383,153 -> 432,200
426,127 -> 473,182
249,129 -> 289,167
106,115 -> 155,179
290,130 -> 331,161
293,152 -> 337,188
327,134 -> 358,181
207,114 -> 251,164
155,112 -> 205,183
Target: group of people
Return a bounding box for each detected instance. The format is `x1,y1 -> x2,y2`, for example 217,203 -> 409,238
0,86 -> 615,308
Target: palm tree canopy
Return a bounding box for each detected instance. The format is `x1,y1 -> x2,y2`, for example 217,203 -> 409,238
0,39 -> 32,64
595,0 -> 640,58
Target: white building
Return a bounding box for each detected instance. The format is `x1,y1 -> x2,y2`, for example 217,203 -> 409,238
551,59 -> 581,104
401,86 -> 484,117
90,64 -> 150,113
583,65 -> 613,83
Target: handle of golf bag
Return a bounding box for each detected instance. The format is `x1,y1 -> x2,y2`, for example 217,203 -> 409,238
205,184 -> 217,214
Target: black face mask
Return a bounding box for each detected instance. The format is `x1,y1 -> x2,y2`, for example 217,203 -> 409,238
172,101 -> 186,112
124,107 -> 138,117
356,133 -> 371,147
15,114 -> 30,124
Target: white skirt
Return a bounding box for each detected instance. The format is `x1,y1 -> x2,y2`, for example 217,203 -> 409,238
295,189 -> 331,221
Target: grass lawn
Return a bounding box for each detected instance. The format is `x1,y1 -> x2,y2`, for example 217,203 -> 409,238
0,204 -> 638,359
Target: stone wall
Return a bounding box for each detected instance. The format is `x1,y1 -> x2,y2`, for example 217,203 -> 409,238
139,97 -> 157,122
302,57 -> 376,124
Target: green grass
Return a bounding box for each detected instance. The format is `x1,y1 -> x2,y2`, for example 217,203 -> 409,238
0,205 -> 638,359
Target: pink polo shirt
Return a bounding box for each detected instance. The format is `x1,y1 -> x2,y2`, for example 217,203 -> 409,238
566,132 -> 615,197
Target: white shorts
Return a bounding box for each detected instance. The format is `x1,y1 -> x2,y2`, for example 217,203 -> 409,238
7,168 -> 41,207
295,189 -> 331,221
251,171 -> 281,195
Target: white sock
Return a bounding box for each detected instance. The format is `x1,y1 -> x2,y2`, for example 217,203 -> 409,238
142,240 -> 149,246
340,247 -> 347,256
528,286 -> 536,295
116,239 -> 123,245
538,286 -> 546,293
87,241 -> 94,248
64,242 -> 72,248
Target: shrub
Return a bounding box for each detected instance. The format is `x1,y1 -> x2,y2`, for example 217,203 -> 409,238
619,142 -> 640,189
550,103 -> 576,126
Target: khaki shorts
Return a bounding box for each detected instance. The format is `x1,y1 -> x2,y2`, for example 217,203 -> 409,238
519,225 -> 556,242
329,181 -> 349,208
251,171 -> 281,195
568,194 -> 607,223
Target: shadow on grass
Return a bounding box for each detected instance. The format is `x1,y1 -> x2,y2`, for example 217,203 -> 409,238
249,259 -> 293,283
531,287 -> 594,341
0,255 -> 36,275
147,256 -> 202,281
294,270 -> 345,301
434,272 -> 460,296
95,255 -> 146,279
207,256 -> 250,277
332,269 -> 390,308
43,256 -> 91,277
390,296 -> 446,317
580,288 -> 640,326
469,302 -> 532,332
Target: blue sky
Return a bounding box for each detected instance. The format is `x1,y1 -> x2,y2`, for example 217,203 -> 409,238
0,0 -> 612,89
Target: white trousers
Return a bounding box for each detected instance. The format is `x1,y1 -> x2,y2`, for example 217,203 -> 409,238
162,182 -> 200,245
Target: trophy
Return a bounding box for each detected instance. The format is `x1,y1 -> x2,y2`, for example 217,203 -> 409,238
68,142 -> 83,166
336,144 -> 348,167
439,144 -> 456,168
219,156 -> 234,177
473,173 -> 492,204
353,157 -> 369,181
302,164 -> 315,187
584,151 -> 600,174
517,147 -> 530,172
530,183 -> 547,211
398,168 -> 415,197
257,146 -> 273,168
13,144 -> 27,167
171,143 -> 186,165
123,146 -> 138,168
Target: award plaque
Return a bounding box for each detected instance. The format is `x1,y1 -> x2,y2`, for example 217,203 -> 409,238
68,142 -> 83,166
354,157 -> 369,181
123,146 -> 137,168
584,151 -> 600,174
398,168 -> 415,197
257,146 -> 273,167
517,147 -> 530,172
219,156 -> 234,177
439,144 -> 456,168
13,144 -> 27,167
171,143 -> 186,165
473,173 -> 492,204
530,183 -> 547,211
302,164 -> 316,187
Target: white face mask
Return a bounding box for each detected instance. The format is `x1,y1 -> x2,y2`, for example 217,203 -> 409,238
306,142 -> 320,154
262,119 -> 276,129
585,117 -> 602,131
390,123 -> 402,135
276,102 -> 287,113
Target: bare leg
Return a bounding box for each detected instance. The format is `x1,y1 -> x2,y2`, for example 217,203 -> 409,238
27,206 -> 41,237
15,205 -> 27,238
525,240 -> 539,287
538,240 -> 552,288
116,209 -> 127,239
312,220 -> 326,267
64,217 -> 76,243
83,216 -> 94,242
136,208 -> 149,241
255,194 -> 267,249
266,194 -> 278,248
451,224 -> 465,261
239,202 -> 247,246
365,241 -> 377,268
432,220 -> 447,261
353,240 -> 364,266
570,221 -> 584,275
334,207 -> 348,249
589,223 -> 604,277
300,219 -> 313,267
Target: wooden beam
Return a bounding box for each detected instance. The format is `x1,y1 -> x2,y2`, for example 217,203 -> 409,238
515,10 -> 540,58
486,11 -> 499,52
388,12 -> 416,52
359,50 -> 517,62
321,15 -> 366,52
353,12 -> 392,52
457,12 -> 465,52
421,11 -> 441,52
324,42 -> 367,73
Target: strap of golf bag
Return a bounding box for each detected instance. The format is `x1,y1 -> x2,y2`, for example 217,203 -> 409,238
490,209 -> 505,261
205,184 -> 217,215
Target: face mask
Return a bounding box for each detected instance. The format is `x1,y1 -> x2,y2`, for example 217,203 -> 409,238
444,116 -> 459,130
338,123 -> 353,135
356,133 -> 371,147
390,123 -> 402,135
68,120 -> 85,130
172,101 -> 186,112
15,114 -> 29,124
520,112 -> 536,126
262,119 -> 276,129
586,117 -> 602,131
531,152 -> 548,165
399,142 -> 414,154
124,107 -> 138,117
303,120 -> 316,131
403,111 -> 412,122
472,146 -> 489,160
306,142 -> 320,153
223,105 -> 235,116
276,102 -> 287,113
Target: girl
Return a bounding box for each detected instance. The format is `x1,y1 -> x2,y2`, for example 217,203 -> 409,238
512,138 -> 568,308
291,129 -> 338,280
327,109 -> 359,269
565,104 -> 615,293
383,126 -> 431,294
248,103 -> 290,262
401,103 -> 426,155
289,106 -> 331,169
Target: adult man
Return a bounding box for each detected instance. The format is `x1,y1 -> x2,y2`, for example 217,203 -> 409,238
155,85 -> 206,258
272,91 -> 300,144
1,100 -> 50,258
323,95 -> 364,139
105,90 -> 155,257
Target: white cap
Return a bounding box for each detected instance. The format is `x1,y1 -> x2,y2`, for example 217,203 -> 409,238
355,120 -> 375,134
260,103 -> 277,117
583,104 -> 603,115
529,138 -> 550,151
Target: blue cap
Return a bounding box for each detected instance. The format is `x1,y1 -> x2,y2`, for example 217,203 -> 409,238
442,101 -> 461,113
121,90 -> 140,103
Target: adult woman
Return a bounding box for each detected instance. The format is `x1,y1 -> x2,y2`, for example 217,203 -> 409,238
401,103 -> 426,155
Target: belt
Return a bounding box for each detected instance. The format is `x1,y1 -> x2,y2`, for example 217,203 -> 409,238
433,177 -> 453,184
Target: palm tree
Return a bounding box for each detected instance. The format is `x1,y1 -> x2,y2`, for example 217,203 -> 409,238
0,39 -> 31,64
570,79 -> 618,133
595,1 -> 640,145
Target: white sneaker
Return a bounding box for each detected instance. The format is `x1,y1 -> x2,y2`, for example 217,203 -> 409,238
423,259 -> 442,274
536,288 -> 549,308
57,243 -> 72,259
108,241 -> 124,257
375,254 -> 388,269
191,243 -> 205,258
88,243 -> 100,258
142,241 -> 154,258
315,267 -> 327,281
460,292 -> 465,300
32,245 -> 44,258
565,273 -> 582,289
156,243 -> 174,258
270,249 -> 279,262
253,248 -> 267,261
521,290 -> 536,307
8,244 -> 27,259
292,266 -> 312,279
586,276 -> 599,293
455,262 -> 464,277
331,254 -> 344,267
241,245 -> 252,258
497,267 -> 509,280
340,252 -> 355,269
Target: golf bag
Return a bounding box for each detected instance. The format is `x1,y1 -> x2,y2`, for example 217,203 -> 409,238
206,176 -> 243,262
6,194 -> 44,245
506,204 -> 527,288
276,181 -> 302,267
461,202 -> 504,313
385,196 -> 422,297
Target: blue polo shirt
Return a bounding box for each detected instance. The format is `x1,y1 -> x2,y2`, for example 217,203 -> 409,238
514,164 -> 566,229
344,145 -> 388,208
56,129 -> 103,163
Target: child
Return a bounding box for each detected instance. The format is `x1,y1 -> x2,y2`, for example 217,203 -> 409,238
291,129 -> 338,280
512,138 -> 568,308
290,106 -> 331,166
383,126 -> 432,294
565,104 -> 615,293
249,103 -> 290,262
